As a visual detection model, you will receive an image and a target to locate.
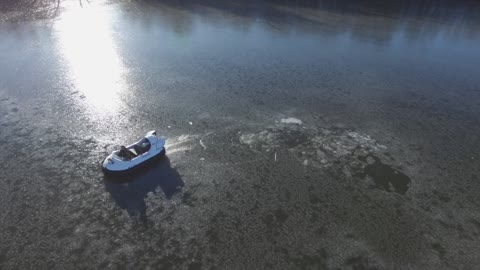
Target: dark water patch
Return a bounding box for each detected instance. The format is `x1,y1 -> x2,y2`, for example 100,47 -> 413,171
205,210 -> 228,251
55,226 -> 74,239
274,207 -> 289,224
431,242 -> 446,258
433,190 -> 451,203
0,247 -> 8,265
182,190 -> 197,206
188,261 -> 202,270
210,210 -> 227,224
206,229 -> 220,254
344,255 -> 379,270
316,226 -> 326,236
360,155 -> 411,195
289,248 -> 328,270
156,254 -> 185,270
104,157 -> 184,225
309,193 -> 323,204
437,219 -> 456,230
5,226 -> 17,234
469,218 -> 480,231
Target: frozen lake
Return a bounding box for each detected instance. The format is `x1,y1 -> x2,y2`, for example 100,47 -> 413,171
1,0 -> 479,269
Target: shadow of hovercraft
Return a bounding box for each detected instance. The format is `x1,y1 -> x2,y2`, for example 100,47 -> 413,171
103,156 -> 184,225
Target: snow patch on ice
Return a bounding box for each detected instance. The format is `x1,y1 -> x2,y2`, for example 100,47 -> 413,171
280,117 -> 302,125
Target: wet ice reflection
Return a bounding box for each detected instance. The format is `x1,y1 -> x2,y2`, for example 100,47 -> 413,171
55,6 -> 126,116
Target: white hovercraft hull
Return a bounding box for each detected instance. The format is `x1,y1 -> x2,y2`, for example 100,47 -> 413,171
101,131 -> 166,175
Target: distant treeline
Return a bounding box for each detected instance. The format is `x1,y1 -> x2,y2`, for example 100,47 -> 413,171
136,0 -> 480,21
2,0 -> 479,21
140,0 -> 480,18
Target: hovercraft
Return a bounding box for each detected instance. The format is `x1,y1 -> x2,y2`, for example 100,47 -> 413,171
102,130 -> 166,175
